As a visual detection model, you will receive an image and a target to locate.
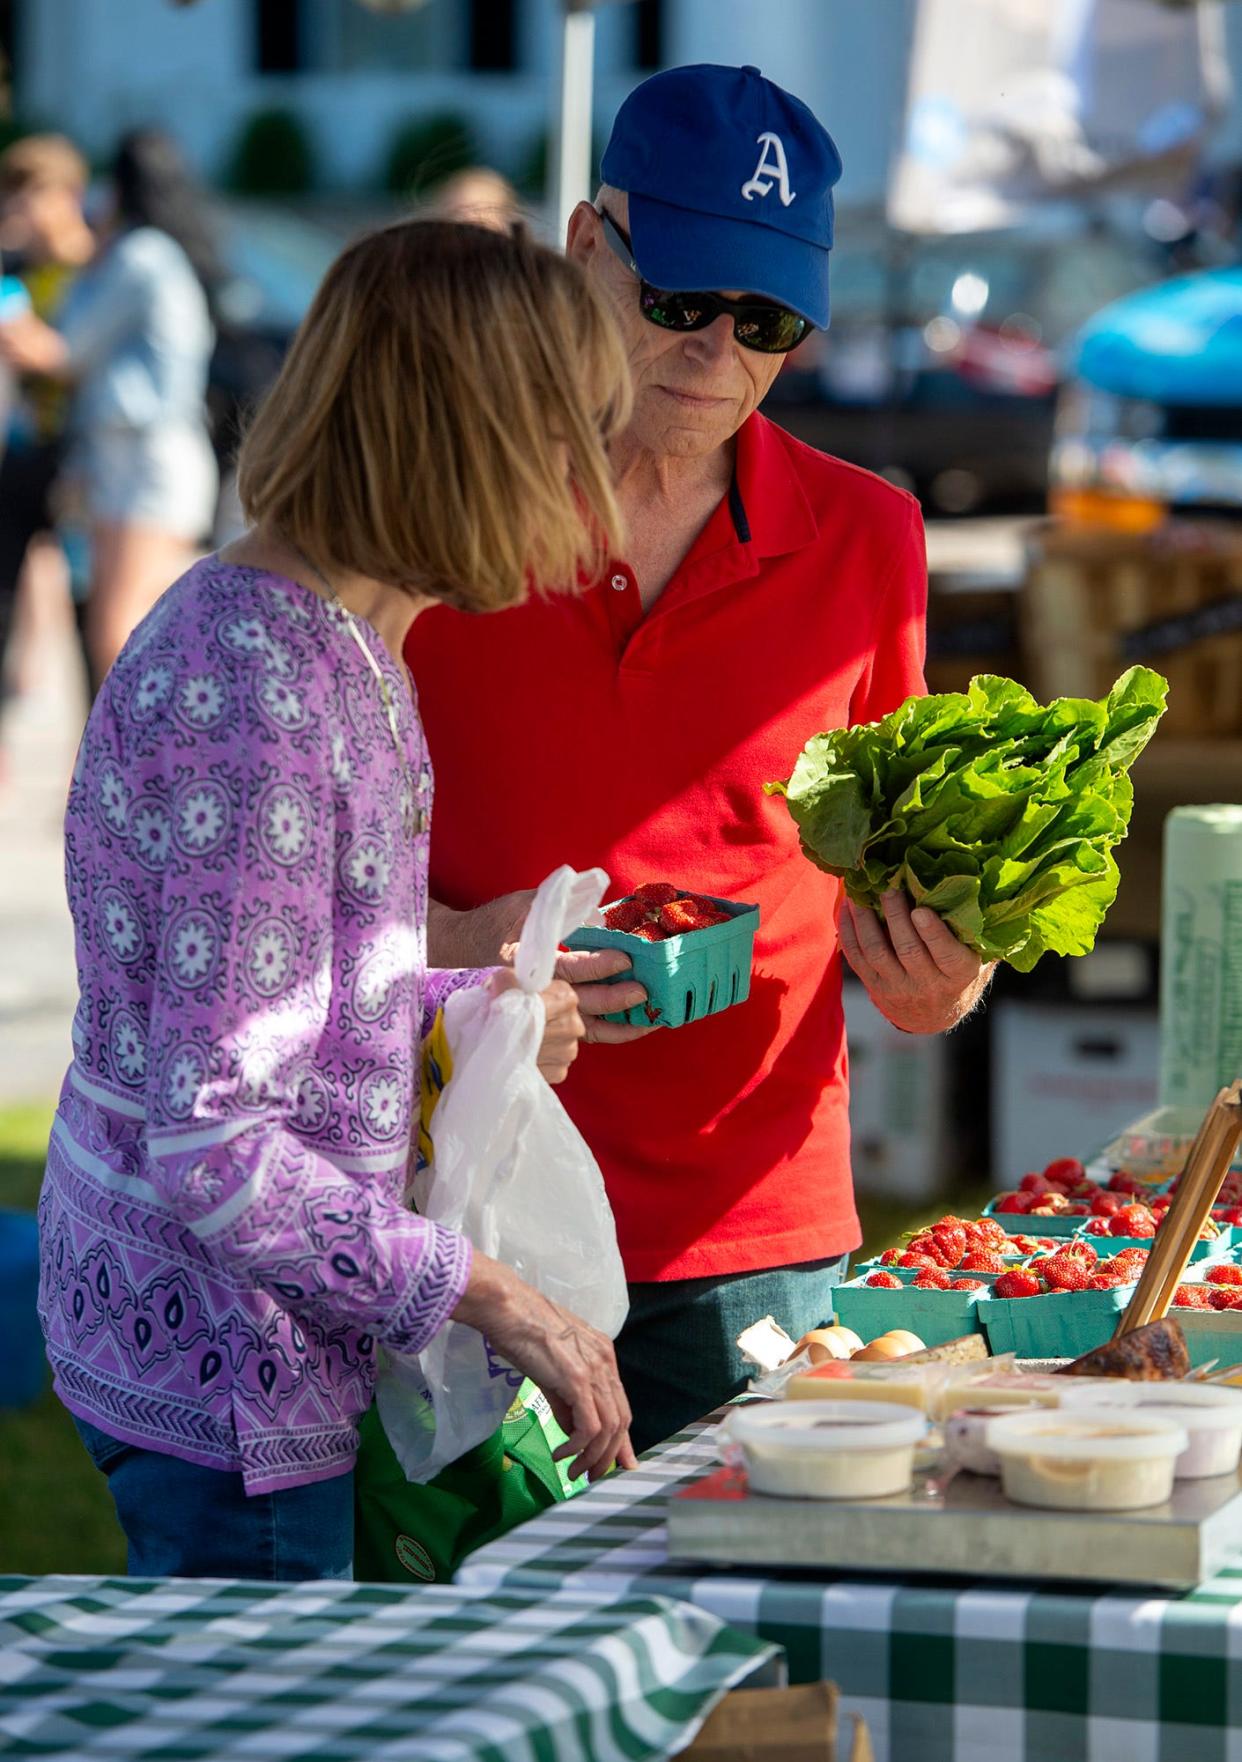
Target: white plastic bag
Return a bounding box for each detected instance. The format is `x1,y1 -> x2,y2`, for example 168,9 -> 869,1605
376,864 -> 629,1482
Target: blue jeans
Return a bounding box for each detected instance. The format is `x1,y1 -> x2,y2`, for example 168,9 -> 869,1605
616,1253 -> 851,1455
73,1417 -> 354,1581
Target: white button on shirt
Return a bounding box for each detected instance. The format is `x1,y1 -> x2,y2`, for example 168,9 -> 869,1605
610,573 -> 628,592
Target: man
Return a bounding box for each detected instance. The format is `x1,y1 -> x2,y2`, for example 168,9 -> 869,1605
409,65 -> 991,1452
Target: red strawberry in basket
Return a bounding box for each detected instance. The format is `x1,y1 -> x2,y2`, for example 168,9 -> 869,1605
1091,1192 -> 1124,1217
951,1278 -> 986,1291
629,923 -> 668,942
1038,1254 -> 1091,1293
1089,1272 -> 1127,1290
960,1249 -> 1006,1274
1083,1218 -> 1113,1237
865,1271 -> 902,1289
898,1251 -> 939,1271
1173,1285 -> 1213,1310
1209,1288 -> 1242,1311
1206,1265 -> 1242,1287
631,882 -> 678,907
912,1268 -> 951,1290
1043,1157 -> 1086,1189
658,899 -> 726,935
994,1192 -> 1034,1215
1109,1205 -> 1156,1238
604,899 -> 650,932
995,1269 -> 1043,1299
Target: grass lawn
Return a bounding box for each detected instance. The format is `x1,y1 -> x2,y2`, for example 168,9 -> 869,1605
0,1100 -> 126,1575
0,1098 -> 990,1578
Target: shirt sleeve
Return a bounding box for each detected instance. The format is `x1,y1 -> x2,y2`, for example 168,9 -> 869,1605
58,242 -> 147,379
137,679 -> 471,1358
849,495 -> 929,726
422,966 -> 493,1041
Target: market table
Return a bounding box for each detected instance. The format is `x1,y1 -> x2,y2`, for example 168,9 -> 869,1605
0,1572 -> 779,1762
456,1411 -> 1242,1762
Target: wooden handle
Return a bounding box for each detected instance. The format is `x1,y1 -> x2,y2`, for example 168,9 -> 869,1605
1115,1082 -> 1242,1339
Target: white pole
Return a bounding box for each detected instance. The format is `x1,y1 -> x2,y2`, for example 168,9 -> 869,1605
554,0 -> 596,244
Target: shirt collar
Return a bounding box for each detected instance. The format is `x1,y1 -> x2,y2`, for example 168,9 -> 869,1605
730,410 -> 820,560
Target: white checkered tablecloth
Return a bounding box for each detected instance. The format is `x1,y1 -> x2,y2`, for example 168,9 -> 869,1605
0,1572 -> 779,1761
457,1411 -> 1242,1762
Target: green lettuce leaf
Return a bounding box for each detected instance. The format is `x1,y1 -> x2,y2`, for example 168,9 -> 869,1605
764,666 -> 1167,971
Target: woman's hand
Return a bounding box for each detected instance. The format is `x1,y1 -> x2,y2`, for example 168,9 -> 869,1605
0,313 -> 68,376
490,967 -> 586,1083
452,1251 -> 637,1481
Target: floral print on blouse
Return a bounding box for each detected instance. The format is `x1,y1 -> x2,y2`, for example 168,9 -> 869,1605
38,558 -> 479,1494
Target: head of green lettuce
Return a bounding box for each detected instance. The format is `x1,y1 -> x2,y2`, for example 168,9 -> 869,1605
765,667 -> 1168,973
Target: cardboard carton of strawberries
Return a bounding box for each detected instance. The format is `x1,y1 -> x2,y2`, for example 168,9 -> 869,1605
563,880 -> 760,1030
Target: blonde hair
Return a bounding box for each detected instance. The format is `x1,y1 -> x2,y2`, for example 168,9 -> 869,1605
238,219 -> 630,612
0,133 -> 88,196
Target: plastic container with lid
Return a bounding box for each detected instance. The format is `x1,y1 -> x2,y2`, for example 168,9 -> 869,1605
986,1410 -> 1188,1511
1061,1381 -> 1242,1480
722,1401 -> 928,1500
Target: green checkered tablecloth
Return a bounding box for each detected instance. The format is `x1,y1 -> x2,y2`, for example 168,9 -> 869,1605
456,1412 -> 1242,1762
0,1572 -> 779,1761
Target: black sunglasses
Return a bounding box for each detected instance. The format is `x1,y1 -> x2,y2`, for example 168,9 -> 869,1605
598,210 -> 811,356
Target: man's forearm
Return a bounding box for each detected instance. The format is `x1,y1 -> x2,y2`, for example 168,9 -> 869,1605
427,893 -> 528,969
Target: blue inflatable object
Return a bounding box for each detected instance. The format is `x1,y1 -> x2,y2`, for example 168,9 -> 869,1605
0,1211 -> 47,1408
1072,267 -> 1242,406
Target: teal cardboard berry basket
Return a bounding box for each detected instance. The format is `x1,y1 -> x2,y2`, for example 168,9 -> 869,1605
979,1284 -> 1135,1359
832,1274 -> 985,1348
563,895 -> 759,1029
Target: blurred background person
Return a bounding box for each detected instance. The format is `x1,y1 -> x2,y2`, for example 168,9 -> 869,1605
0,129 -> 219,695
421,166 -> 521,233
0,135 -> 92,748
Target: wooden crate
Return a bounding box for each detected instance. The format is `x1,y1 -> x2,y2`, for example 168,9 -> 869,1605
684,1683 -> 873,1762
1019,520 -> 1242,737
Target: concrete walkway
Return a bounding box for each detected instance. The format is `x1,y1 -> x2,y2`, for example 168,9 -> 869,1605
0,626 -> 84,1107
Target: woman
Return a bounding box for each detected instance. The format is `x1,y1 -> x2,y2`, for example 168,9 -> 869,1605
38,217 -> 637,1582
0,130 -> 219,692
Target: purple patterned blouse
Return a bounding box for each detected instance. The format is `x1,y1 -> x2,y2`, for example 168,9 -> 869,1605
38,559 -> 478,1494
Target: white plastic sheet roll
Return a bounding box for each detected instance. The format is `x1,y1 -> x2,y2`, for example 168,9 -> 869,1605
1159,805 -> 1242,1109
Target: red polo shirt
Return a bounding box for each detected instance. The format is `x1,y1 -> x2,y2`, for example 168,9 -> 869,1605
407,412 -> 926,1281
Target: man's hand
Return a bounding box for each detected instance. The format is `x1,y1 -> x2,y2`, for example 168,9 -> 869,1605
838,890 -> 994,1034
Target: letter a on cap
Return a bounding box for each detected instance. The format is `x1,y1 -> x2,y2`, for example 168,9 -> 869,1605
741,132 -> 796,207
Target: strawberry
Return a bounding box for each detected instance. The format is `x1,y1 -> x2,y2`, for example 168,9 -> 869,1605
994,1193 -> 1034,1215
907,1232 -> 937,1255
1089,1273 -> 1127,1290
879,1247 -> 904,1267
1107,1250 -> 1149,1276
1019,1172 -> 1051,1195
898,1251 -> 939,1271
931,1225 -> 968,1268
604,899 -> 650,932
1060,1240 -> 1098,1262
995,1268 -> 1043,1299
1173,1285 -> 1213,1309
658,900 -> 713,935
1083,1218 -> 1113,1237
1090,1192 -> 1125,1217
912,1268 -> 951,1290
1209,1288 -> 1242,1311
1109,1205 -> 1156,1238
1038,1254 -> 1091,1292
1219,1206 -> 1242,1227
865,1271 -> 903,1289
1065,1203 -> 1091,1216
1108,1171 -> 1146,1195
631,882 -> 678,907
960,1249 -> 1006,1273
629,923 -> 668,942
1206,1264 -> 1242,1287
951,1278 -> 986,1291
1030,1195 -> 1071,1216
1043,1157 -> 1086,1189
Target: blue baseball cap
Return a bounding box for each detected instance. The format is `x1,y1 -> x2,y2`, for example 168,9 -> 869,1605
600,64 -> 842,330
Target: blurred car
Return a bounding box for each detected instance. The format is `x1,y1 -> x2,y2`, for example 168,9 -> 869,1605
768,216 -> 1158,515
1050,265 -> 1242,526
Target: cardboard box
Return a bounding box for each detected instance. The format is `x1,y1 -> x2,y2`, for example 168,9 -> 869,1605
991,1000 -> 1159,1181
844,980 -> 949,1200
684,1683 -> 873,1762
